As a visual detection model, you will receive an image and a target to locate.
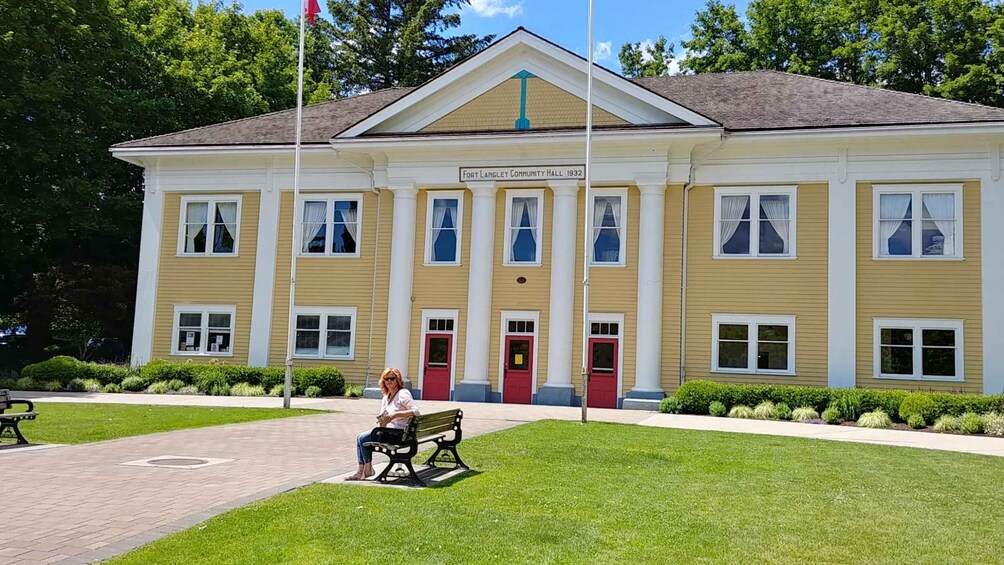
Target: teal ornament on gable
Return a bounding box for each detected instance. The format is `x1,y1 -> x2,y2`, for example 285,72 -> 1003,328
512,70 -> 535,130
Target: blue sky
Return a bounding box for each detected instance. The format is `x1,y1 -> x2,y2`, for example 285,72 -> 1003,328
223,0 -> 750,74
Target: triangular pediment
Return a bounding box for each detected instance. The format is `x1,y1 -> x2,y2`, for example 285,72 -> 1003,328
335,28 -> 717,138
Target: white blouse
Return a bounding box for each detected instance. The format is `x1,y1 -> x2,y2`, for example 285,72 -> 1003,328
380,388 -> 419,429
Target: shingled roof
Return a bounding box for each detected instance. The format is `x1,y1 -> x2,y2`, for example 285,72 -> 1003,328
113,71 -> 1004,149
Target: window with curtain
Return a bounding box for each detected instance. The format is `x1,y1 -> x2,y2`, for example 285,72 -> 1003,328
293,308 -> 356,359
507,193 -> 541,264
181,198 -> 240,255
429,196 -> 461,263
875,187 -> 961,258
712,315 -> 795,375
716,189 -> 793,257
592,194 -> 624,264
875,319 -> 962,380
299,196 -> 361,256
173,306 -> 234,355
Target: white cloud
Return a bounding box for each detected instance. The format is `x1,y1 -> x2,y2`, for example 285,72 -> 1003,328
593,41 -> 612,62
637,39 -> 655,63
467,0 -> 522,17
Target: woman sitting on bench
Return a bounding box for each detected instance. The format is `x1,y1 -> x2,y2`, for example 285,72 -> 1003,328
347,368 -> 419,480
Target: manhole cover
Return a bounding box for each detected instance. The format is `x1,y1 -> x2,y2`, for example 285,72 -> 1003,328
148,458 -> 209,466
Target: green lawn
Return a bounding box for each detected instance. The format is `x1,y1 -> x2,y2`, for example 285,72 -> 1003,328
4,403 -> 319,444
108,421 -> 1004,565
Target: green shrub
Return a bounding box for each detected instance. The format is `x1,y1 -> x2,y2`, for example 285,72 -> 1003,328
753,401 -> 777,420
829,389 -> 865,421
20,356 -> 94,385
858,410 -> 893,429
89,364 -> 133,385
675,380 -> 732,414
294,367 -> 345,396
908,414 -> 926,429
81,379 -> 103,392
121,376 -> 146,392
961,412 -> 984,435
709,401 -> 727,417
659,396 -> 681,414
147,381 -> 170,394
14,376 -> 39,391
344,384 -> 363,398
791,407 -> 820,422
166,379 -> 186,392
207,382 -> 231,396
982,412 -> 1004,437
103,383 -> 122,393
44,380 -> 65,392
258,368 -> 286,391
140,359 -> 197,385
858,390 -> 909,422
269,384 -> 285,397
899,393 -> 936,424
775,403 -> 792,421
67,378 -> 87,392
177,385 -> 199,395
305,385 -> 323,398
231,382 -> 266,397
822,407 -> 841,424
728,405 -> 754,419
0,377 -> 15,390
933,415 -> 962,433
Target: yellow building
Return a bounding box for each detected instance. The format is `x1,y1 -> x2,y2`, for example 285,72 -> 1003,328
112,29 -> 1004,408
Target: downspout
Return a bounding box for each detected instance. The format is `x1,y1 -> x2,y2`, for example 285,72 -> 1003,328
680,133 -> 727,386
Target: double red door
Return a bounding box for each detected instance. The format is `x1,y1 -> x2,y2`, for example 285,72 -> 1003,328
503,335 -> 533,404
587,337 -> 618,409
423,333 -> 452,401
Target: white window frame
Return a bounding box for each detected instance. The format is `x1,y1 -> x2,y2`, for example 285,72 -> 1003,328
291,307 -> 357,360
418,309 -> 460,397
503,189 -> 544,266
424,190 -> 465,266
177,195 -> 243,257
872,184 -> 964,260
711,314 -> 796,376
296,193 -> 364,258
713,186 -> 797,259
590,188 -> 628,266
873,318 -> 964,381
171,304 -> 236,357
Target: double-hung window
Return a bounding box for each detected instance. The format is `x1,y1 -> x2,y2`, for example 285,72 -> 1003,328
179,196 -> 241,255
172,305 -> 235,356
874,185 -> 962,258
426,191 -> 464,265
591,189 -> 627,265
714,187 -> 796,258
874,319 -> 963,381
293,307 -> 356,359
299,195 -> 362,256
504,190 -> 543,265
712,315 -> 795,375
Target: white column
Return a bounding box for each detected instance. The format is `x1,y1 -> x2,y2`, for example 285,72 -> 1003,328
456,181 -> 497,401
541,180 -> 578,405
131,164 -> 163,367
384,181 -> 418,381
828,171 -> 856,388
248,162 -> 280,366
629,179 -> 667,401
983,171 -> 1004,394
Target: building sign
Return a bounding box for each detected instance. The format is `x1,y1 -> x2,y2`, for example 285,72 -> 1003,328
460,165 -> 585,183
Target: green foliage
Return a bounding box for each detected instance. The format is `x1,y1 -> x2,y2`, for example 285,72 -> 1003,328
269,384 -> 285,397
659,395 -> 682,414
679,0 -> 752,73
775,403 -> 792,421
675,380 -> 732,414
791,407 -> 820,422
822,407 -> 842,425
121,376 -> 146,392
231,383 -> 266,397
0,377 -> 15,390
961,412 -> 984,435
619,36 -> 675,77
177,385 -> 200,395
167,379 -> 186,392
14,377 -> 39,391
899,393 -> 936,424
305,385 -> 323,398
753,401 -> 778,420
20,356 -> 92,385
933,415 -> 962,433
830,389 -> 865,421
81,379 -> 103,392
45,380 -> 65,392
908,414 -> 927,429
90,363 -> 134,385
709,401 -> 727,417
728,405 -> 755,419
103,383 -> 122,393
140,359 -> 197,385
207,382 -> 232,396
67,378 -> 87,392
147,381 -> 170,394
982,412 -> 1004,437
344,384 -> 363,398
138,361 -> 341,395
294,367 -> 345,396
858,410 -> 894,429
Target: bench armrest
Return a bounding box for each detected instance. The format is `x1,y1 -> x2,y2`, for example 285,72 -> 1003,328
8,399 -> 34,412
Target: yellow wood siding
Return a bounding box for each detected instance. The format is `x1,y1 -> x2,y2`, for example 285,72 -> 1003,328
268,190 -> 393,387
855,181 -> 983,392
153,192 -> 259,364
489,189 -> 553,397
422,77 -> 627,132
661,185 -> 685,393
684,184 -> 829,386
409,190 -> 472,390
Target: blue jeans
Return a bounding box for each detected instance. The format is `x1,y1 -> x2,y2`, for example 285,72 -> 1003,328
356,428 -> 404,464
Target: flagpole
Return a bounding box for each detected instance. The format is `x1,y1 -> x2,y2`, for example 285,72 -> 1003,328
284,0 -> 308,409
580,0 -> 594,424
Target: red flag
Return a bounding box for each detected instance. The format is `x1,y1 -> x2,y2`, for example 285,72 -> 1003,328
305,0 -> 321,24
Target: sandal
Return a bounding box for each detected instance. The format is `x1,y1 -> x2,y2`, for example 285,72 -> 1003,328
345,472 -> 366,481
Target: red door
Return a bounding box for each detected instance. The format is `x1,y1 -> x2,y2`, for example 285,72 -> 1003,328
503,335 -> 533,404
587,337 -> 618,408
423,333 -> 452,401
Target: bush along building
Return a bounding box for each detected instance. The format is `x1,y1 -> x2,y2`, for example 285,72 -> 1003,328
112,29 -> 1004,409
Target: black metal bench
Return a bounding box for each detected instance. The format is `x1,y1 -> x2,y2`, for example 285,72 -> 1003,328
364,409 -> 468,486
0,389 -> 36,446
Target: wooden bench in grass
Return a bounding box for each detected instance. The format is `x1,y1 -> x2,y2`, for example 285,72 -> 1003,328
364,409 -> 468,486
0,389 -> 37,446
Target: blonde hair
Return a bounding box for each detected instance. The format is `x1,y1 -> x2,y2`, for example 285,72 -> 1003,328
379,367 -> 403,396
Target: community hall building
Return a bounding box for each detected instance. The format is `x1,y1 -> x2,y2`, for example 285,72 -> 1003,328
112,28 -> 1004,409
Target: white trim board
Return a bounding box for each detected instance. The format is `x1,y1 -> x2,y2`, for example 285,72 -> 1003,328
291,307 -> 358,361
498,310 -> 541,403
588,312 -> 626,403
418,309 -> 460,397
872,318 -> 965,383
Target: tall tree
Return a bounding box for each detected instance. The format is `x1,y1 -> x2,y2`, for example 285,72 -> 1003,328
679,0 -> 753,74
325,0 -> 494,94
619,36 -> 675,78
